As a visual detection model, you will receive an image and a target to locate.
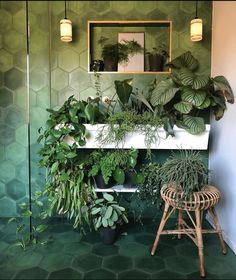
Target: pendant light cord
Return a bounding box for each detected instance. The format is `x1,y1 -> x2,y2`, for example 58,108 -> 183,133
64,0 -> 67,19
195,0 -> 198,19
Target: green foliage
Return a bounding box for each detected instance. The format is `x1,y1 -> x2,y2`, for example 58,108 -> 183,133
160,150 -> 209,199
90,193 -> 128,230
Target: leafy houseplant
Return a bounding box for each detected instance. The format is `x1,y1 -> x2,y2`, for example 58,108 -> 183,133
150,51 -> 234,135
90,193 -> 128,245
146,44 -> 169,72
160,150 -> 209,200
98,36 -> 143,71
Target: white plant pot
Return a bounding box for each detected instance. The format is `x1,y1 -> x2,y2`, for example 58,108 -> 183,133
64,124 -> 210,150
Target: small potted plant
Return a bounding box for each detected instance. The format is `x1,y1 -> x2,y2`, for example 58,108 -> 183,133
146,44 -> 169,72
90,193 -> 129,245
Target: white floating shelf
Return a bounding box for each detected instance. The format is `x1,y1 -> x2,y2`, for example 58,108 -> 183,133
64,124 -> 210,150
95,185 -> 137,193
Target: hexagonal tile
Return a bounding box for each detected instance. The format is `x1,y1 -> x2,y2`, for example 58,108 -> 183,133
49,268 -> 82,279
103,255 -> 133,273
63,242 -> 92,256
89,1 -> 111,14
72,254 -> 102,272
0,144 -> 5,161
0,71 -> 3,87
3,30 -> 25,54
36,86 -> 50,109
79,50 -> 88,71
6,142 -> 26,164
30,106 -> 49,129
111,1 -> 134,14
0,87 -> 13,107
135,256 -> 165,273
51,1 -> 65,15
0,10 -> 12,31
145,9 -> 167,20
6,179 -> 26,200
2,1 -> 24,14
0,125 -> 15,145
84,269 -> 116,279
15,125 -> 28,147
118,269 -> 151,279
134,233 -> 155,246
204,255 -> 233,275
30,52 -> 50,73
39,253 -> 73,272
157,1 -> 179,14
58,87 -> 77,105
79,87 -> 97,102
58,49 -> 79,72
0,50 -> 13,72
28,29 -> 47,53
14,87 -> 36,109
14,267 -> 48,280
4,107 -> 25,129
14,251 -> 43,269
119,242 -> 148,258
29,69 -> 47,91
152,269 -> 184,279
135,1 -> 157,14
4,68 -> 25,90
0,197 -> 16,216
92,243 -> 118,257
69,68 -> 90,92
0,182 -> 6,199
0,160 -> 16,183
169,11 -> 189,32
13,50 -> 27,72
51,68 -> 68,91
28,1 -> 48,15
90,73 -> 112,92
13,10 -> 26,34
164,255 -> 198,274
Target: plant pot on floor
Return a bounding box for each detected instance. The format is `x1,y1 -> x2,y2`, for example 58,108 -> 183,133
99,227 -> 116,245
94,173 -> 113,189
148,54 -> 164,72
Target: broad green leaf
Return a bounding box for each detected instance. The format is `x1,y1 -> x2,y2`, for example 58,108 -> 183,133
66,152 -> 77,159
91,207 -> 101,215
181,88 -> 206,107
174,101 -> 192,114
35,224 -> 48,233
167,51 -> 199,71
213,76 -> 234,103
102,217 -> 108,227
95,216 -> 102,230
84,104 -> 95,124
16,224 -> 25,234
108,219 -> 114,227
111,210 -> 118,222
196,96 -> 211,109
104,206 -> 113,219
181,115 -> 205,135
122,214 -> 129,223
59,172 -> 70,182
51,161 -> 59,174
179,70 -> 209,90
114,79 -> 133,105
103,193 -> 114,202
113,168 -> 125,184
151,79 -> 179,106
131,92 -> 154,112
22,210 -> 32,217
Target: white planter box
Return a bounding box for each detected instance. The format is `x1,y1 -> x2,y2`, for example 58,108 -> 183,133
64,124 -> 210,150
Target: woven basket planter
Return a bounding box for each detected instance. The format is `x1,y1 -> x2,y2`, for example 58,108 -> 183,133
160,185 -> 221,211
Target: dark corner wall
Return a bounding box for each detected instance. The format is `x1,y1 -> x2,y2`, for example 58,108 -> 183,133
0,1 -> 212,217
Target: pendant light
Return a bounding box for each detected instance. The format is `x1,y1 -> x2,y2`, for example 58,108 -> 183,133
190,0 -> 203,42
60,0 -> 72,42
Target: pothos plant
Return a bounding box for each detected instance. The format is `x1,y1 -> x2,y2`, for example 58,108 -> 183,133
37,96 -> 105,232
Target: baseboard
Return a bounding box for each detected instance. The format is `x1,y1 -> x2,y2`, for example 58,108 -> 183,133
206,213 -> 236,254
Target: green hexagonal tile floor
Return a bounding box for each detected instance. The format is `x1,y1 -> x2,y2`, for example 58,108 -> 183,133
0,218 -> 236,279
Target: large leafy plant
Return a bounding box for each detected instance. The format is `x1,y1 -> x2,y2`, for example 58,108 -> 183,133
90,193 -> 128,230
150,51 -> 234,135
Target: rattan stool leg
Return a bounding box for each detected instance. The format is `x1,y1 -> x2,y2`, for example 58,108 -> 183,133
151,202 -> 170,256
195,209 -> 205,278
208,207 -> 227,254
178,210 -> 183,239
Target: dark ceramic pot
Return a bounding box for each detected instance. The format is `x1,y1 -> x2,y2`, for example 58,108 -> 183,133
90,60 -> 104,71
124,171 -> 134,187
99,227 -> 116,245
148,54 -> 164,72
104,57 -> 118,71
95,173 -> 113,189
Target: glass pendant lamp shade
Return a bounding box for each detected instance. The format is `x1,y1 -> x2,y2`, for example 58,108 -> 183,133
60,18 -> 72,42
190,18 -> 203,42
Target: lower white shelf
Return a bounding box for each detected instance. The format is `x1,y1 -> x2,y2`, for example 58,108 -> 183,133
94,185 -> 138,193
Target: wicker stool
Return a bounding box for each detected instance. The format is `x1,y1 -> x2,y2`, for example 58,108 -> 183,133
151,185 -> 227,278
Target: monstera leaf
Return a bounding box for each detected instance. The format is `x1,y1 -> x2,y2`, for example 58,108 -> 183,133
167,51 -> 199,71
179,115 -> 205,135
213,76 -> 234,104
150,79 -> 179,106
174,101 -> 192,114
179,69 -> 209,90
181,87 -> 206,107
114,79 -> 133,106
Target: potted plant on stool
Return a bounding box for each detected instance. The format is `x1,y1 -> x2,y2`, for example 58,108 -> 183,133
90,193 -> 128,245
